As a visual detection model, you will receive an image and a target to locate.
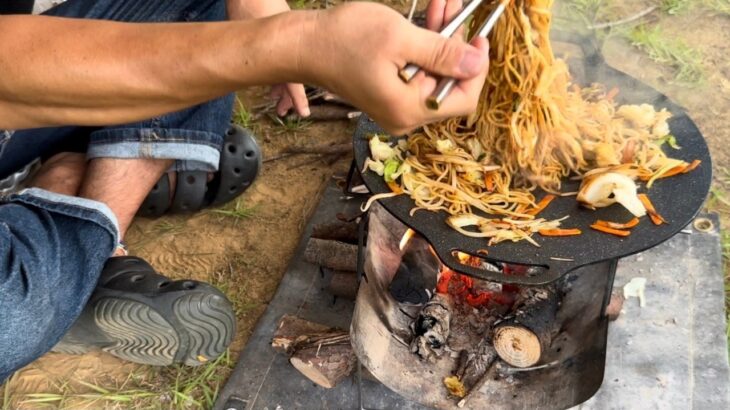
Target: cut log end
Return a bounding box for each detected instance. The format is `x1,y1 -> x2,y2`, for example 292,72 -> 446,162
271,315 -> 357,389
493,326 -> 542,368
290,344 -> 357,389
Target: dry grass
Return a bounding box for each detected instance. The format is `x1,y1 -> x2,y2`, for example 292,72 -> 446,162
3,350 -> 233,410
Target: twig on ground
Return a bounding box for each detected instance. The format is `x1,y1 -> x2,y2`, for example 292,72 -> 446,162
263,152 -> 296,163
252,90 -> 327,120
587,6 -> 657,30
285,105 -> 361,122
457,365 -> 498,408
264,143 -> 352,164
284,143 -> 351,156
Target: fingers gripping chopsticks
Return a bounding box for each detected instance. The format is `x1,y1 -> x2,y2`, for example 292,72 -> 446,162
399,0 -> 509,110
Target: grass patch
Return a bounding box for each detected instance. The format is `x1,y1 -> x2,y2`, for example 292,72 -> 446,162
16,377 -> 156,409
153,220 -> 186,236
165,350 -> 233,409
127,219 -> 186,252
10,350 -> 234,409
554,0 -> 607,29
626,25 -> 705,84
268,113 -> 311,135
702,0 -> 730,15
661,0 -> 692,15
210,199 -> 257,222
232,97 -> 253,129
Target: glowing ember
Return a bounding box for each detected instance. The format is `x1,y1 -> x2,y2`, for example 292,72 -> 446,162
436,265 -> 517,308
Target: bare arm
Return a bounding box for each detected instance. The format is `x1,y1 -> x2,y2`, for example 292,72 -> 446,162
0,3 -> 490,135
226,0 -> 290,20
0,12 -> 311,129
226,0 -> 310,116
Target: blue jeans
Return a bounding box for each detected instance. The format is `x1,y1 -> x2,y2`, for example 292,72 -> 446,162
0,0 -> 234,382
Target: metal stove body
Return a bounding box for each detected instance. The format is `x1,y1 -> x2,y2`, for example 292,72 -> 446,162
350,203 -> 614,409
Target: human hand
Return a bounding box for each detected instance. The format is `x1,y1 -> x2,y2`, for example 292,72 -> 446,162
270,83 -> 310,117
426,0 -> 465,33
228,0 -> 310,117
302,2 -> 489,135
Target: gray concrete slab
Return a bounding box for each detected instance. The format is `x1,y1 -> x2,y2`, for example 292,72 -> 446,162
579,215 -> 730,410
215,183 -> 729,410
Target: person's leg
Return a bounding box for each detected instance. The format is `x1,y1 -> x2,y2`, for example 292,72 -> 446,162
47,0 -> 239,364
45,0 -> 254,217
0,177 -> 119,382
31,152 -> 87,196
0,0 -> 238,380
80,158 -> 173,237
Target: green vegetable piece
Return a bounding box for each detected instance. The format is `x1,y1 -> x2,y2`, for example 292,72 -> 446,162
383,158 -> 401,183
658,135 -> 681,150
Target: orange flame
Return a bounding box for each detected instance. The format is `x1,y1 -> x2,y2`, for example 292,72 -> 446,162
399,228 -> 416,251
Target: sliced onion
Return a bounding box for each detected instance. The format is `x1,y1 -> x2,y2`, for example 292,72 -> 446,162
577,172 -> 646,217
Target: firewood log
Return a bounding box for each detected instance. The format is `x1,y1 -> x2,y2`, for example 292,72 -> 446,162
272,314 -> 332,354
290,342 -> 357,389
303,238 -> 358,272
493,286 -> 559,368
410,293 -> 454,362
271,315 -> 357,388
327,271 -> 359,300
311,220 -> 359,244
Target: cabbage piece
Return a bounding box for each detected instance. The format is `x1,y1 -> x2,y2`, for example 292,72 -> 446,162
369,137 -> 395,161
364,158 -> 385,176
436,139 -> 456,154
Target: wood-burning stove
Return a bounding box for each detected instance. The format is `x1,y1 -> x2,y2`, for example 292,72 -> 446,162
345,33 -> 712,410
351,203 -> 615,409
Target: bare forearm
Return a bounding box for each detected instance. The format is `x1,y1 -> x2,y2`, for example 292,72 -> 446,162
226,0 -> 290,20
0,12 -> 314,129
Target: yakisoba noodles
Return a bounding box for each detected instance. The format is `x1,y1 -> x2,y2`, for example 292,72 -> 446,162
364,0 -> 699,245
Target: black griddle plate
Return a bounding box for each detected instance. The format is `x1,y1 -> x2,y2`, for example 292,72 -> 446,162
353,42 -> 712,285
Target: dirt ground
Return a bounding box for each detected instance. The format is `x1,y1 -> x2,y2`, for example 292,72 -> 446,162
1,1 -> 729,409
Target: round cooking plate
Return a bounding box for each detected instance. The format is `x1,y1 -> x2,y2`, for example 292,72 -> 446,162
353,64 -> 712,285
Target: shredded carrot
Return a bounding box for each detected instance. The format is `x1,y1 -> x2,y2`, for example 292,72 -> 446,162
637,193 -> 666,225
682,159 -> 701,174
387,180 -> 403,194
590,224 -> 631,237
648,213 -> 666,225
660,164 -> 689,179
594,218 -> 640,230
485,172 -> 495,192
538,228 -> 582,237
527,195 -> 556,216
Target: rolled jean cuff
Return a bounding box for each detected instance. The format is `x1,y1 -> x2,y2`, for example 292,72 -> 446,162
87,128 -> 222,172
9,188 -> 120,249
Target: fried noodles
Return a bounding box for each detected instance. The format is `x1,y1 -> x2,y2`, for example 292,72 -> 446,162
367,0 -> 696,245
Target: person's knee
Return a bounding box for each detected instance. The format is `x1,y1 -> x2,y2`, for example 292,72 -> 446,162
0,299 -> 79,377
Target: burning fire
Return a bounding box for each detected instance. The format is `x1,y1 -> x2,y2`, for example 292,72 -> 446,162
436,255 -> 518,308
399,228 -> 416,251
398,230 -> 525,309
